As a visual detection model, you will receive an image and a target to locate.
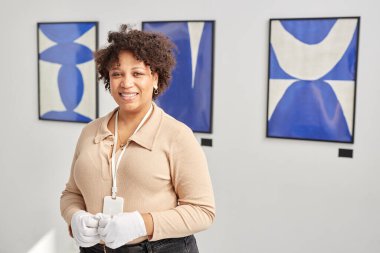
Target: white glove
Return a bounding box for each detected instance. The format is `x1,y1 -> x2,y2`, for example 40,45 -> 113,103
71,210 -> 101,248
98,211 -> 147,249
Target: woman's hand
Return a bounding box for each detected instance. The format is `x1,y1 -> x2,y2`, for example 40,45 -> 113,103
97,211 -> 147,249
71,210 -> 101,247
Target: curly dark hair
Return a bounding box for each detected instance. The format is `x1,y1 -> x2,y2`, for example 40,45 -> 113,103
94,24 -> 176,99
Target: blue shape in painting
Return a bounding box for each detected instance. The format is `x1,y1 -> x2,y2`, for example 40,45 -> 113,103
268,19 -> 359,142
39,23 -> 95,122
40,23 -> 94,43
40,43 -> 94,65
269,80 -> 351,142
281,19 -> 337,44
143,22 -> 213,133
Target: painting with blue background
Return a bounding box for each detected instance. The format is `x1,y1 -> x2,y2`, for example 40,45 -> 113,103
143,21 -> 214,133
38,22 -> 98,123
267,18 -> 359,143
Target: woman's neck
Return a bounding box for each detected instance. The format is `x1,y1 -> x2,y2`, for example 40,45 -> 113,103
118,103 -> 152,129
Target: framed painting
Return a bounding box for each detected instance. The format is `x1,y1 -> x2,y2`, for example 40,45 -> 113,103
37,21 -> 98,123
266,17 -> 360,143
142,20 -> 215,133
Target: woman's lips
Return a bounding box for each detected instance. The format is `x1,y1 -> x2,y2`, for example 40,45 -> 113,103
119,92 -> 138,101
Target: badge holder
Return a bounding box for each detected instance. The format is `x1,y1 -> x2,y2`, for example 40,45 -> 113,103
103,195 -> 124,216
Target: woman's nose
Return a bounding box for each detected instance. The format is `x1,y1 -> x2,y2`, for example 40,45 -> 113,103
120,76 -> 134,88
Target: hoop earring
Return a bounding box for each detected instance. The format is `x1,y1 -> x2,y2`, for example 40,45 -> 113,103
153,88 -> 159,95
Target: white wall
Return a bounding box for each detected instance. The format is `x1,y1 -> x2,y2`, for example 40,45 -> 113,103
0,0 -> 379,252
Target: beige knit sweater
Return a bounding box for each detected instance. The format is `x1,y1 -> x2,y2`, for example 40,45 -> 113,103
60,104 -> 215,241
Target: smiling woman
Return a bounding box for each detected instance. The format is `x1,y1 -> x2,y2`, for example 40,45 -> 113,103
109,51 -> 158,120
60,24 -> 215,253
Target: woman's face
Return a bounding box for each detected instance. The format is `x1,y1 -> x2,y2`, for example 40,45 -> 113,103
109,50 -> 158,115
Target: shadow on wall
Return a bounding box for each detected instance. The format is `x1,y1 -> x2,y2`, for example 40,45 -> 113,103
27,229 -> 56,253
27,229 -> 77,253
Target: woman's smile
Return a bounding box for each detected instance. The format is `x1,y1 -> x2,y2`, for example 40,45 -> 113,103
119,92 -> 139,101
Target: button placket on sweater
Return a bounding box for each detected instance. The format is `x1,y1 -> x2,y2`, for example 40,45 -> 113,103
98,135 -> 114,180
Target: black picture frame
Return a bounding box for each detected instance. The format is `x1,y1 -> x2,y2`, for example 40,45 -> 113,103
37,21 -> 99,123
266,17 -> 360,143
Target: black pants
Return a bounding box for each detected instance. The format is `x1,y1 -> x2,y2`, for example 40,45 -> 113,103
79,235 -> 199,253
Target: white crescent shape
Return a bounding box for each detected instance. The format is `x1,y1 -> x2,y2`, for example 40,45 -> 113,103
271,19 -> 357,80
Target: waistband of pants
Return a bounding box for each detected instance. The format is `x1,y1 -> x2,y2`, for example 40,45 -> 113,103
87,235 -> 196,253
103,241 -> 147,253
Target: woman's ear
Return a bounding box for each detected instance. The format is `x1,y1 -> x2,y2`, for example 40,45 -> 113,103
153,73 -> 159,89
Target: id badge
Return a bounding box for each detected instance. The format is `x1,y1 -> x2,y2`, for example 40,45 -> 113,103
103,196 -> 124,216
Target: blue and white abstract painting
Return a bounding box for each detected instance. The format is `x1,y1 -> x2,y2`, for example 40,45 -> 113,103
267,17 -> 359,143
38,22 -> 98,123
143,21 -> 214,133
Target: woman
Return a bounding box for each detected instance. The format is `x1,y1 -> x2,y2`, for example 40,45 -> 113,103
60,24 -> 215,253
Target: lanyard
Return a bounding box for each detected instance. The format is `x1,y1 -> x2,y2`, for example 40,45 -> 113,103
111,105 -> 153,198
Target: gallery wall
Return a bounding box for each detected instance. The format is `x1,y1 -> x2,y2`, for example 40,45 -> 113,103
0,0 -> 379,252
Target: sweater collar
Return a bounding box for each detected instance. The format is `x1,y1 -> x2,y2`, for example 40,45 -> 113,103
94,103 -> 162,151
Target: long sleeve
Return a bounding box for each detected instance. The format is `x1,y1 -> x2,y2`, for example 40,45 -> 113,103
60,132 -> 86,225
149,126 -> 215,241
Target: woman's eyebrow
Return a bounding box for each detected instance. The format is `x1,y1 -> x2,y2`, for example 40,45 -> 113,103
131,66 -> 147,70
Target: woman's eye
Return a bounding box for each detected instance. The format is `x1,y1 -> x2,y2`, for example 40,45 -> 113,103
133,72 -> 143,77
111,72 -> 121,77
